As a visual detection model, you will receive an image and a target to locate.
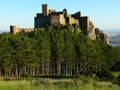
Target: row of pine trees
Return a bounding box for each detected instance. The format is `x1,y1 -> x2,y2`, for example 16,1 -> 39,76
0,25 -> 120,78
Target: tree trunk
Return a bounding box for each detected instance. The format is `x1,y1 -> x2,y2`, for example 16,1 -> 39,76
15,67 -> 18,77
57,60 -> 61,74
41,62 -> 45,75
0,68 -> 2,76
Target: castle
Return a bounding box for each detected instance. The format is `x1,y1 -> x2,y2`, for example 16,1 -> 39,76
10,4 -> 90,34
10,4 -> 110,44
35,4 -> 90,30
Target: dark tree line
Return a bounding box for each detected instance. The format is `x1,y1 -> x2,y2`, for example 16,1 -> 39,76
0,25 -> 120,78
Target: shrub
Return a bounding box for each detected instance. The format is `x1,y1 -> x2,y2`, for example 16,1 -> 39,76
117,74 -> 120,85
20,74 -> 30,77
96,69 -> 114,81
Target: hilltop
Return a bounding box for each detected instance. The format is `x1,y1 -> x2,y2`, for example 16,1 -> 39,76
10,4 -> 109,44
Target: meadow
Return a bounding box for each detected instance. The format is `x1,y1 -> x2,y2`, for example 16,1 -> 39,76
0,76 -> 120,90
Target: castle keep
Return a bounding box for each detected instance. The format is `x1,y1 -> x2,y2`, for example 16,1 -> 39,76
35,4 -> 90,30
10,4 -> 90,34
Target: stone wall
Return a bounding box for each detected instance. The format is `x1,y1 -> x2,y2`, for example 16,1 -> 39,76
67,14 -> 79,25
49,9 -> 56,14
72,12 -> 90,30
72,12 -> 82,19
34,15 -> 51,28
59,14 -> 66,25
10,26 -> 33,34
79,16 -> 90,30
51,14 -> 65,25
10,26 -> 19,34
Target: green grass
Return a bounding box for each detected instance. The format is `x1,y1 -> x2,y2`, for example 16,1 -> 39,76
0,77 -> 119,90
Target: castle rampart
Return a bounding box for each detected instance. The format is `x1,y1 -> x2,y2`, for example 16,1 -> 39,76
10,26 -> 33,34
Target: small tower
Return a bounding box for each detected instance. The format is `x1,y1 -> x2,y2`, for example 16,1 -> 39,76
10,26 -> 19,34
42,4 -> 49,16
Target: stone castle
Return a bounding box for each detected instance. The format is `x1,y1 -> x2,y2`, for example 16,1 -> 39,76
35,4 -> 90,30
10,4 -> 90,34
10,4 -> 109,44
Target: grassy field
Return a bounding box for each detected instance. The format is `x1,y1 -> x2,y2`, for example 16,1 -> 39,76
0,77 -> 120,90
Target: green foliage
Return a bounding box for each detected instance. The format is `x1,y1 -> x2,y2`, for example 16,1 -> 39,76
0,25 -> 120,82
96,68 -> 114,81
117,74 -> 120,85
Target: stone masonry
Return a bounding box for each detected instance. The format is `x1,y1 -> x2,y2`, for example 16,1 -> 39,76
10,26 -> 33,34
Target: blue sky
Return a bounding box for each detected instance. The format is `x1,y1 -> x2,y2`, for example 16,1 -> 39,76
0,0 -> 120,32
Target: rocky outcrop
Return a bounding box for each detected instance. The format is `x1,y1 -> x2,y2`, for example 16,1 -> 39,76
84,21 -> 109,44
86,21 -> 96,40
95,28 -> 110,44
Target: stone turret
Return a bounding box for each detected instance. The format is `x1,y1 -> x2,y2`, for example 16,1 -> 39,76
42,4 -> 49,16
10,26 -> 19,34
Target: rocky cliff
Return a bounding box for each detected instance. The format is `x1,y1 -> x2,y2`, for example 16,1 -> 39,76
86,21 -> 96,40
83,21 -> 109,44
95,28 -> 109,44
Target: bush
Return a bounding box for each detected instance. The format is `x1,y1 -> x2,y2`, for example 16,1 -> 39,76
20,74 -> 30,77
32,75 -> 74,79
96,69 -> 114,81
3,78 -> 10,81
117,74 -> 120,85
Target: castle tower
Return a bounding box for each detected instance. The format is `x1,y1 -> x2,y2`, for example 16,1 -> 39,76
42,4 -> 49,16
79,16 -> 90,29
10,26 -> 19,34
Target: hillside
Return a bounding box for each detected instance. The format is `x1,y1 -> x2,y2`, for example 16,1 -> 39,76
0,25 -> 120,81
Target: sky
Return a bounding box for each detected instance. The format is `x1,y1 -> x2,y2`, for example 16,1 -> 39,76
0,0 -> 120,32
